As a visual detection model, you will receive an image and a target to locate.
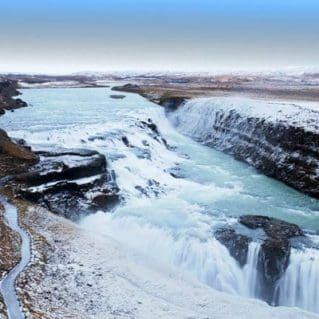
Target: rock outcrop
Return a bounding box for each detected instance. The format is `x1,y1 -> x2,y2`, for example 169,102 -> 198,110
0,78 -> 37,179
239,215 -> 304,239
168,97 -> 319,199
0,137 -> 38,180
239,215 -> 304,302
215,215 -> 304,303
114,84 -> 319,199
14,149 -> 120,220
0,79 -> 27,112
215,228 -> 252,266
0,129 -> 38,163
112,83 -> 189,109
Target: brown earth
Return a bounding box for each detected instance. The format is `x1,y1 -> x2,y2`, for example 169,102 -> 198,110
0,78 -> 38,318
0,202 -> 21,319
111,73 -> 319,104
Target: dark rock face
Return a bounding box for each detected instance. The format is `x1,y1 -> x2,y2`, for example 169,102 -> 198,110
258,238 -> 290,302
169,99 -> 319,199
0,129 -> 39,179
0,78 -> 34,178
213,117 -> 319,198
215,228 -> 252,266
0,79 -> 27,112
239,215 -> 304,239
159,96 -> 187,111
14,149 -> 120,220
121,136 -> 131,147
0,129 -> 39,163
216,215 -> 304,304
239,215 -> 304,303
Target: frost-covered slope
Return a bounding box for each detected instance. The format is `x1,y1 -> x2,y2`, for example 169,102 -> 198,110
168,97 -> 319,198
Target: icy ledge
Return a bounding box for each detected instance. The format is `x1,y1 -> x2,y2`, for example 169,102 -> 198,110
168,97 -> 319,198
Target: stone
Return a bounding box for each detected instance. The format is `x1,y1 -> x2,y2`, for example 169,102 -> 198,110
15,149 -> 120,220
215,228 -> 252,266
109,94 -> 126,99
239,215 -> 304,239
239,215 -> 304,302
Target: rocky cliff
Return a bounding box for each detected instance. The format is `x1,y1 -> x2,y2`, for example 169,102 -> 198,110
167,97 -> 319,199
0,78 -> 120,220
0,79 -> 27,114
0,79 -> 38,178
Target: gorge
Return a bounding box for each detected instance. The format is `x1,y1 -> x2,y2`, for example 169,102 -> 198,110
0,76 -> 319,318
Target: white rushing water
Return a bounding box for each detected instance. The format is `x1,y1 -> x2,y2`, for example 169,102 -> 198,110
242,242 -> 261,298
167,96 -> 319,139
1,87 -> 319,314
277,248 -> 319,313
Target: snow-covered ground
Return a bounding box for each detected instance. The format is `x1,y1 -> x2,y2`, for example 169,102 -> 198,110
174,97 -> 319,133
18,206 -> 319,319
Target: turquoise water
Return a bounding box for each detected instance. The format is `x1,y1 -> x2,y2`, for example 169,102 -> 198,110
1,87 -> 318,233
1,87 -> 319,313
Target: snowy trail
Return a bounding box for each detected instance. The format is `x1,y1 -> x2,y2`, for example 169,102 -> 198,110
0,179 -> 30,319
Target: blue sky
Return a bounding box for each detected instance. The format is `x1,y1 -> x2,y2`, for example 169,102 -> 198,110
0,0 -> 318,73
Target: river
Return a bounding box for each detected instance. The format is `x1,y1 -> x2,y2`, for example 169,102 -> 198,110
0,86 -> 318,314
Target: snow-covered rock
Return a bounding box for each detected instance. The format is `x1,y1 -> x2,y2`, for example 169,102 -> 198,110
168,97 -> 319,198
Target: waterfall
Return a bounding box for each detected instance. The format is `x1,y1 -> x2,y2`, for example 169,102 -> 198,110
83,205 -> 319,315
276,248 -> 319,313
165,96 -> 319,314
83,212 -> 265,299
242,242 -> 261,298
168,97 -> 319,199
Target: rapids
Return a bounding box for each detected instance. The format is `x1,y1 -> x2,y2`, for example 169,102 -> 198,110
1,87 -> 319,314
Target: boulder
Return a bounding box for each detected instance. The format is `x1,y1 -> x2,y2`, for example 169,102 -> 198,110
92,193 -> 120,210
0,79 -> 27,112
239,215 -> 304,239
15,149 -> 120,220
239,215 -> 304,302
110,94 -> 126,99
215,228 -> 252,266
258,238 -> 290,302
121,136 -> 131,147
215,215 -> 305,304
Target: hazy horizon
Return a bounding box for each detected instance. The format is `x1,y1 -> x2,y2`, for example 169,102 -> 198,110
1,0 -> 318,74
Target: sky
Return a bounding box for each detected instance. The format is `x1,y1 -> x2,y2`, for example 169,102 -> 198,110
0,0 -> 318,74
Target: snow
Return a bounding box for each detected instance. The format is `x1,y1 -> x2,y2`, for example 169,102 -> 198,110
19,81 -> 81,88
18,206 -> 319,319
184,97 -> 319,132
23,174 -> 103,193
